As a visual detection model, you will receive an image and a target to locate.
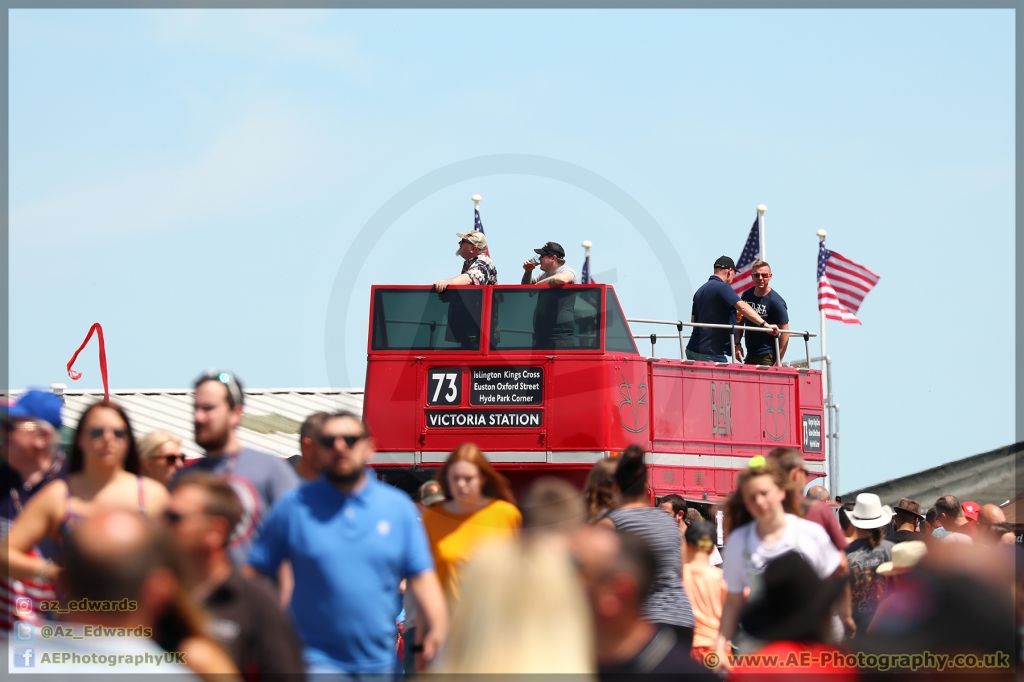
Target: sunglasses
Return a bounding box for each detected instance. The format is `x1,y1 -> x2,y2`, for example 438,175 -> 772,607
6,420 -> 40,432
318,434 -> 366,449
195,369 -> 244,408
88,427 -> 128,440
163,509 -> 208,525
155,454 -> 186,466
752,272 -> 772,279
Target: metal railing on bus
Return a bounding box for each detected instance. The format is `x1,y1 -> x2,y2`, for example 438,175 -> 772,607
625,319 -> 816,367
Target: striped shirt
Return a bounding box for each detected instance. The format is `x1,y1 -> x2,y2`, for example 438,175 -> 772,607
607,507 -> 695,628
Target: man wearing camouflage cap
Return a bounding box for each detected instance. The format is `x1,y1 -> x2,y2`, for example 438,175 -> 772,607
433,230 -> 497,292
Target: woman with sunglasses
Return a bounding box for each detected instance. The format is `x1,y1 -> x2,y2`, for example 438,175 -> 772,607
138,431 -> 187,486
3,400 -> 170,584
421,443 -> 520,603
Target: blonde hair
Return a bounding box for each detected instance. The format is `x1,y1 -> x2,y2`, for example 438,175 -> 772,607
137,431 -> 182,461
723,457 -> 802,536
434,537 -> 596,674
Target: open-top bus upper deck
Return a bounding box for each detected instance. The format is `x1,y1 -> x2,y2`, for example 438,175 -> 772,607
362,284 -> 824,500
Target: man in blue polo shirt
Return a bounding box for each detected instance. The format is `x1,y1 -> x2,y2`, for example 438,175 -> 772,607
248,411 -> 448,675
685,255 -> 779,363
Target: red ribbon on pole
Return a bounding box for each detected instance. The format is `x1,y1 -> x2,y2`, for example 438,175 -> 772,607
67,323 -> 109,402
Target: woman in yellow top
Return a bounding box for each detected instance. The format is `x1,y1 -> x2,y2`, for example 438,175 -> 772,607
421,444 -> 521,601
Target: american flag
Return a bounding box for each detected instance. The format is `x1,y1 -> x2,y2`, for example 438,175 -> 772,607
817,241 -> 880,324
581,251 -> 592,284
730,217 -> 760,294
474,204 -> 490,257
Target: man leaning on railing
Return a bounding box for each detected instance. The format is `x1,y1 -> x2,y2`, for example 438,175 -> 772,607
685,255 -> 778,363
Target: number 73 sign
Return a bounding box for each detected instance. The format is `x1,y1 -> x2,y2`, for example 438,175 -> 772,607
428,368 -> 463,406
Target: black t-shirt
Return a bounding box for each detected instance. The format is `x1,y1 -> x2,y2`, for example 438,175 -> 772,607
599,627 -> 718,681
203,569 -> 305,677
741,288 -> 789,356
885,528 -> 922,544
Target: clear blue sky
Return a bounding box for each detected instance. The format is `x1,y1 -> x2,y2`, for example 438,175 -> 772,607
9,9 -> 1014,492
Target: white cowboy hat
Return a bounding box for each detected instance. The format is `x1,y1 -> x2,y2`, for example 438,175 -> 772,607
845,493 -> 894,530
876,541 -> 927,576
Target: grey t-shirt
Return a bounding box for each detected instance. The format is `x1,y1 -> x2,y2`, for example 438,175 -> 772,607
177,447 -> 301,566
533,263 -> 579,284
846,538 -> 894,631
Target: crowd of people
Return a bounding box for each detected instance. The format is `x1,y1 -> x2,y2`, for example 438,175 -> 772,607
1,375 -> 1019,680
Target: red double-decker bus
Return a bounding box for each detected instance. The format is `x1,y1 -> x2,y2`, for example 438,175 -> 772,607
362,284 -> 824,505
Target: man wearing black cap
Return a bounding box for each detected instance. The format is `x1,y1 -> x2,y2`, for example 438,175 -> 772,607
522,242 -> 580,349
685,256 -> 779,363
521,241 -> 578,286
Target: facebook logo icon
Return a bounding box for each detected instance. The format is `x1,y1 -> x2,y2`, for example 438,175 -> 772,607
14,647 -> 35,667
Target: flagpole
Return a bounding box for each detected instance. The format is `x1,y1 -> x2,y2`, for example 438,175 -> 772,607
757,204 -> 767,261
817,229 -> 827,360
581,240 -> 592,285
817,228 -> 833,498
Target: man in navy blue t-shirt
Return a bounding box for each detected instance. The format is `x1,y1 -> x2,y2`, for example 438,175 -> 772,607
685,256 -> 779,362
735,260 -> 790,365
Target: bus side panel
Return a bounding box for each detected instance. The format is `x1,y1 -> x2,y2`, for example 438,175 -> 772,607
651,366 -> 684,444
680,367 -> 716,454
758,374 -> 801,451
605,358 -> 652,451
363,359 -> 419,451
796,370 -> 825,464
713,367 -> 761,455
547,360 -> 616,451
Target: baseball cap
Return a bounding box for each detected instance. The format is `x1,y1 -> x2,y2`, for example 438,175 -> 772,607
6,389 -> 63,429
456,231 -> 487,250
714,255 -> 736,270
418,480 -> 445,506
533,241 -> 565,259
961,500 -> 980,522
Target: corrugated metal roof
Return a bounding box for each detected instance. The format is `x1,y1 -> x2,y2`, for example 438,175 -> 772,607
841,441 -> 1023,508
20,388 -> 364,461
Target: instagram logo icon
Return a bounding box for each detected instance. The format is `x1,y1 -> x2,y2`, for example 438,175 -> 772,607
15,597 -> 33,615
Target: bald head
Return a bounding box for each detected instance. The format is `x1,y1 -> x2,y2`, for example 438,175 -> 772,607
64,510 -> 173,604
572,527 -> 655,610
979,504 -> 1006,527
806,486 -> 831,502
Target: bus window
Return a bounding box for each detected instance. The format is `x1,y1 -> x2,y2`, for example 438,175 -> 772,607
605,289 -> 639,354
490,288 -> 602,351
371,288 -> 484,351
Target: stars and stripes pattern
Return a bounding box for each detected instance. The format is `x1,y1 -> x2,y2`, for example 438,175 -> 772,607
581,251 -> 592,284
474,204 -> 489,257
2,552 -> 57,631
730,217 -> 760,294
817,240 -> 880,324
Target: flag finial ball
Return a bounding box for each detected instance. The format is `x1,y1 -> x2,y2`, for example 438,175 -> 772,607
471,194 -> 482,202
757,204 -> 767,212
582,240 -> 592,248
816,229 -> 827,238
